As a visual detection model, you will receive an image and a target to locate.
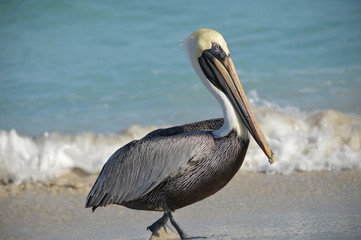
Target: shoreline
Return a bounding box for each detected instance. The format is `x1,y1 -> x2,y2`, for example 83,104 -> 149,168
1,169 -> 360,239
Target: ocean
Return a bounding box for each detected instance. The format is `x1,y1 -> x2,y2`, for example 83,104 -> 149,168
0,0 -> 360,184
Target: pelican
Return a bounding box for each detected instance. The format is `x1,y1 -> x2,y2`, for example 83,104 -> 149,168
86,29 -> 275,239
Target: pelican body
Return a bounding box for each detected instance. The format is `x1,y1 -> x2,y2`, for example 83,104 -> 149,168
86,29 -> 275,239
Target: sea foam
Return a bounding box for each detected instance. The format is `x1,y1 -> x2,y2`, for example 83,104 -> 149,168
0,103 -> 360,184
0,126 -> 157,184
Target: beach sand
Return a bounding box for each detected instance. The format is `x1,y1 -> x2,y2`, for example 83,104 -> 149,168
1,169 -> 360,240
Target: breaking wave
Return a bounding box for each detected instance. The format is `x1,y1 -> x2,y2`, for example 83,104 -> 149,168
1,103 -> 360,184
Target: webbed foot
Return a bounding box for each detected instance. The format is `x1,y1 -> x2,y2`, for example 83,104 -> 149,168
148,212 -> 206,240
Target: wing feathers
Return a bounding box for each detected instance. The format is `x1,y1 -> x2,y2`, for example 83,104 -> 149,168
85,132 -> 214,209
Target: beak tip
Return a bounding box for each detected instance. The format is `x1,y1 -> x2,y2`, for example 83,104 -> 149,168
268,151 -> 276,165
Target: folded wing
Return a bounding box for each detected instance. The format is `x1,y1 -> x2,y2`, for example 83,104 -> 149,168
85,131 -> 215,210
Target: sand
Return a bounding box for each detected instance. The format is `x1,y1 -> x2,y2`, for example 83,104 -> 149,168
0,169 -> 360,240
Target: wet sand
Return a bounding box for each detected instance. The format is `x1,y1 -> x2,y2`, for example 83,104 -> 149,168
1,169 -> 360,240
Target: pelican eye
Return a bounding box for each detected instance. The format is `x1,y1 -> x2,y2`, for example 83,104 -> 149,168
211,42 -> 220,51
209,42 -> 226,61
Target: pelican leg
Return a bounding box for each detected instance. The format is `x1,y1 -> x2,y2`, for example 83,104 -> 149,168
168,212 -> 207,239
168,211 -> 189,239
147,212 -> 170,234
148,212 -> 205,239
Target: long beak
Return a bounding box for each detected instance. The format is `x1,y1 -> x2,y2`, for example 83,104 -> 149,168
200,52 -> 275,164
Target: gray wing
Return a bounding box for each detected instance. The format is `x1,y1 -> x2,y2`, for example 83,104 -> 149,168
85,131 -> 215,209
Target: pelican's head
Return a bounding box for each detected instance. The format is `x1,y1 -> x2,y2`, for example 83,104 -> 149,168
183,29 -> 275,164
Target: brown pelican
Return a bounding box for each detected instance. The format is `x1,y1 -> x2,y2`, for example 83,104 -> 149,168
85,29 -> 275,239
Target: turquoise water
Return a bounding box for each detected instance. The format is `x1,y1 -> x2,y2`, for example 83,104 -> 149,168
1,0 -> 360,135
1,1 -> 361,183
